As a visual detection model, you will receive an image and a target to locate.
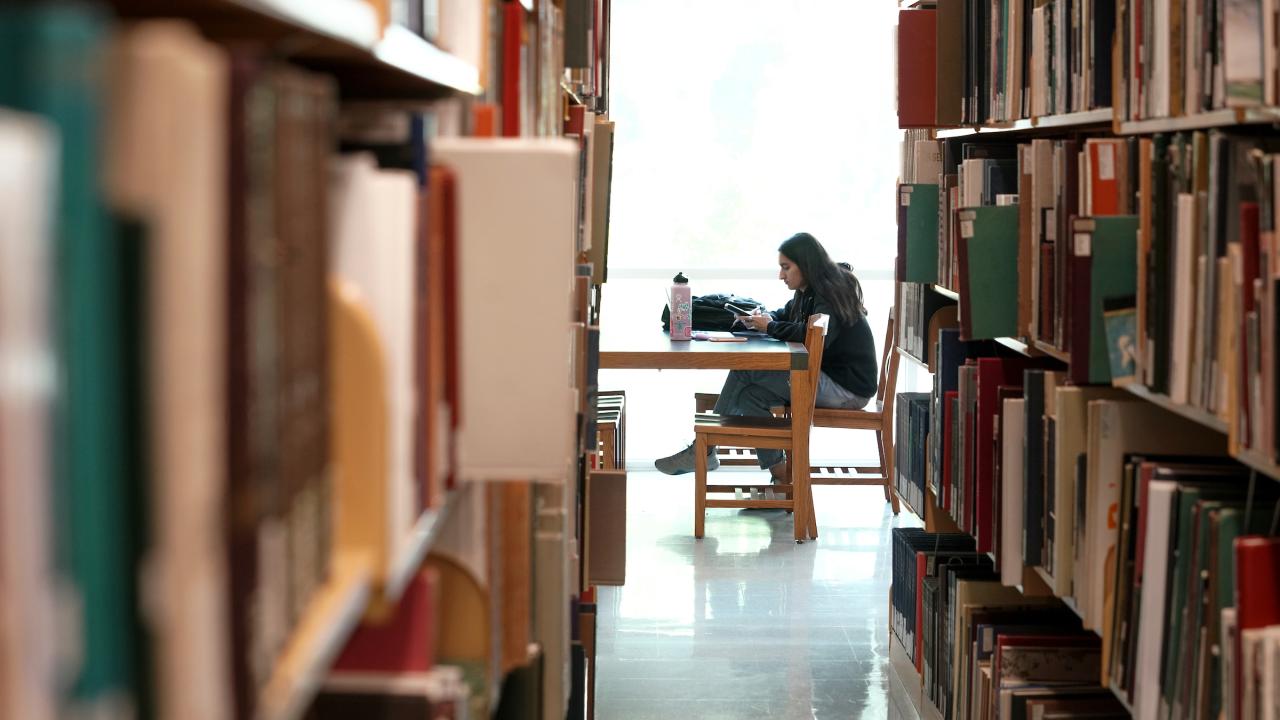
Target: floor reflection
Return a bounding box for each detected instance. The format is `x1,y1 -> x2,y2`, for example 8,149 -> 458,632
596,469 -> 921,719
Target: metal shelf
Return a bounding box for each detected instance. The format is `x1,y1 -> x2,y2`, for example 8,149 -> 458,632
1116,106 -> 1280,134
108,0 -> 481,98
1030,340 -> 1071,363
934,108 -> 1113,138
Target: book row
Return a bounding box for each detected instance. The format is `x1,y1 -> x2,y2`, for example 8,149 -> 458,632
899,128 -> 1280,467
0,4 -> 615,720
897,0 -> 1280,127
896,0 -> 1114,129
891,528 -> 1129,720
892,324 -> 1280,719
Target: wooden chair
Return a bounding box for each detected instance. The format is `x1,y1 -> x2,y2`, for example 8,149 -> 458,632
692,315 -> 828,542
803,309 -> 901,515
694,310 -> 901,515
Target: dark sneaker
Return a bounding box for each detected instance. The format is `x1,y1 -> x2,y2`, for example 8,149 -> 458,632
655,443 -> 720,475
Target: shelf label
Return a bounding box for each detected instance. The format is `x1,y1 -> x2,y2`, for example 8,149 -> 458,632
1074,232 -> 1092,256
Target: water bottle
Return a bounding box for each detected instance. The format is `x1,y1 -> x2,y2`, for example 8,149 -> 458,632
668,272 -> 692,341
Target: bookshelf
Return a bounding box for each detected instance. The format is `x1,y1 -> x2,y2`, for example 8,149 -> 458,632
0,1 -> 617,719
892,1 -> 1280,716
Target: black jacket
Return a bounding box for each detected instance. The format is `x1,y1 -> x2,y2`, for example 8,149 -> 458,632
766,288 -> 878,399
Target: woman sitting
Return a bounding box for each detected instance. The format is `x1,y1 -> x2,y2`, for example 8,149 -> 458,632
655,232 -> 878,481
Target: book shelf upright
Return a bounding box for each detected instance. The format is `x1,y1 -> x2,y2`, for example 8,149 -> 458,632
891,0 -> 1280,716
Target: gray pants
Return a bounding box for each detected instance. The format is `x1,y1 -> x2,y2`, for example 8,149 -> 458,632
711,369 -> 870,469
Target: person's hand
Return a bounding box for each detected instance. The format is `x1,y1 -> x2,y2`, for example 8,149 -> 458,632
738,312 -> 770,332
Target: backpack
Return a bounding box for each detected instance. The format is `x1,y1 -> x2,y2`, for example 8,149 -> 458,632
661,292 -> 766,331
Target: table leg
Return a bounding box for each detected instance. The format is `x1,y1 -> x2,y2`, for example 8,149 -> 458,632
789,368 -> 816,542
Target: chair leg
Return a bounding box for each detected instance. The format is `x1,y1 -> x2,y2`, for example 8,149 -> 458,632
694,434 -> 708,538
875,430 -> 889,502
805,476 -> 818,540
882,425 -> 900,516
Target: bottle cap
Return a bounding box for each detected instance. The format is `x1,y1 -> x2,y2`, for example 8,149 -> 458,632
673,272 -> 688,284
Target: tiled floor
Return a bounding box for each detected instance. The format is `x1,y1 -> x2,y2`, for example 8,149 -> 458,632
595,468 -> 923,719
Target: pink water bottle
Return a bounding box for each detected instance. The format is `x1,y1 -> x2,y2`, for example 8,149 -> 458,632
668,272 -> 692,341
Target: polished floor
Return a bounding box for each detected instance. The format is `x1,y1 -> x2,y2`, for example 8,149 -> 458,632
595,468 -> 923,720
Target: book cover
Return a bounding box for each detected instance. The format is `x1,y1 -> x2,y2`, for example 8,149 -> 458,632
898,8 -> 940,127
959,205 -> 1021,339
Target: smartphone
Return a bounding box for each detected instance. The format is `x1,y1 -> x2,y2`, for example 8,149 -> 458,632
724,302 -> 759,316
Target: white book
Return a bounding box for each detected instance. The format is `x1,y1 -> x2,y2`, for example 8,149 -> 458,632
961,158 -> 986,208
1223,607 -> 1241,720
103,22 -> 231,720
1244,626 -> 1274,720
1185,0 -> 1201,115
1170,193 -> 1197,403
1267,0 -> 1279,105
330,154 -> 420,561
1225,0 -> 1266,106
433,139 -> 580,483
0,110 -> 59,720
913,139 -> 943,185
1134,480 -> 1178,720
1000,399 -> 1026,588
1032,6 -> 1046,117
1153,0 -> 1171,117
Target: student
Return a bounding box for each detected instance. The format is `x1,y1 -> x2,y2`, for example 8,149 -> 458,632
655,232 -> 879,480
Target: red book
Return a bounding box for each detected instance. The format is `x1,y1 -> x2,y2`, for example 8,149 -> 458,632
915,552 -> 927,671
1234,536 -> 1280,712
1235,536 -> 1280,630
963,369 -> 976,533
1240,202 -> 1260,446
974,358 -> 1031,552
1067,220 -> 1093,385
896,9 -> 938,128
1086,141 -> 1122,216
565,104 -> 586,136
501,1 -> 525,137
427,166 -> 460,492
333,569 -> 439,673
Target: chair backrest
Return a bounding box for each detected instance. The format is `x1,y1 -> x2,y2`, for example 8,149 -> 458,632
794,314 -> 829,420
875,307 -> 897,404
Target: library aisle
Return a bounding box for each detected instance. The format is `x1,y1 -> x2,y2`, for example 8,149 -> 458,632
595,473 -> 919,719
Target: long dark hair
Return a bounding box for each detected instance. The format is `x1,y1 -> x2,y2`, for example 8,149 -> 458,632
777,232 -> 866,323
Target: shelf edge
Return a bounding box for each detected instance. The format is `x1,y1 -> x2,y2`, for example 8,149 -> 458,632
258,551 -> 375,720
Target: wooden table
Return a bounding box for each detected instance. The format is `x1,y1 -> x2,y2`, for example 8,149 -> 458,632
599,328 -> 817,542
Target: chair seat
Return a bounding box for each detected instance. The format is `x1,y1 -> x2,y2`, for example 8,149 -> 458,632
693,412 -> 793,439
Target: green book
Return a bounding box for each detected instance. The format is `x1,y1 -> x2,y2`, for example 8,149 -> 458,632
0,4 -> 133,708
902,183 -> 940,283
1084,216 -> 1138,384
1159,482 -> 1246,719
958,205 -> 1019,339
